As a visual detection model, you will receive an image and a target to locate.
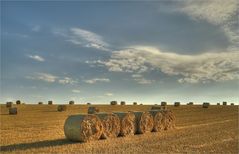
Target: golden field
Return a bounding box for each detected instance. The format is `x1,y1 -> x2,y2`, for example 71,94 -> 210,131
0,104 -> 238,153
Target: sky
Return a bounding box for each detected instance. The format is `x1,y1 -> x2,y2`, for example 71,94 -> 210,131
1,0 -> 239,105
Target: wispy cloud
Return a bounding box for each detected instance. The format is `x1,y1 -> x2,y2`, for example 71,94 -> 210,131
84,78 -> 110,84
26,73 -> 58,83
58,77 -> 77,85
27,55 -> 45,62
91,46 -> 239,83
105,93 -> 113,96
131,74 -> 154,84
26,73 -> 78,84
54,27 -> 110,51
178,0 -> 239,50
32,25 -> 41,32
72,89 -> 81,93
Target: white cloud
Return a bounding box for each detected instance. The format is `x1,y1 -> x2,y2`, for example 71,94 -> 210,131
27,55 -> 45,62
134,78 -> 154,84
84,78 -> 110,84
178,0 -> 239,50
58,77 -> 77,85
95,46 -> 239,83
54,27 -> 110,51
131,74 -> 154,84
26,73 -> 58,83
32,25 -> 41,32
72,89 -> 81,93
105,93 -> 113,96
26,73 -> 78,84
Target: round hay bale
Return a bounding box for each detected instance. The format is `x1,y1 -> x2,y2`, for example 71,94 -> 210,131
133,102 -> 137,105
58,105 -> 67,112
6,102 -> 13,108
161,101 -> 167,106
120,101 -> 126,105
113,112 -> 136,136
217,103 -> 220,105
149,110 -> 165,132
231,103 -> 234,105
188,102 -> 194,105
110,101 -> 118,105
96,113 -> 120,139
16,100 -> 21,105
48,101 -> 53,105
223,101 -> 227,105
64,114 -> 103,142
203,102 -> 210,108
162,110 -> 176,130
87,102 -> 91,105
38,102 -> 43,105
88,107 -> 99,114
133,111 -> 154,134
69,101 -> 74,105
140,103 -> 143,105
9,107 -> 17,115
174,102 -> 180,107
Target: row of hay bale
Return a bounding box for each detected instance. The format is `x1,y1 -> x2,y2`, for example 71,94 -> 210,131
172,101 -> 234,107
6,100 -> 22,107
45,100 -> 75,105
64,108 -> 175,142
110,101 -> 139,105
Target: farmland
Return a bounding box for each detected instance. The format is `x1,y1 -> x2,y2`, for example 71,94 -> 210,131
0,104 -> 238,153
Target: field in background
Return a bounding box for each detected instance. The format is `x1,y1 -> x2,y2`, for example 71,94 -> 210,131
0,104 -> 238,153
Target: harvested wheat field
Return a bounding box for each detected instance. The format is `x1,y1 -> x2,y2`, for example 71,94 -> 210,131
0,104 -> 238,153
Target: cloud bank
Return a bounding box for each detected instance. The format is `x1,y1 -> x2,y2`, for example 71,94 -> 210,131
94,46 -> 239,83
178,0 -> 239,50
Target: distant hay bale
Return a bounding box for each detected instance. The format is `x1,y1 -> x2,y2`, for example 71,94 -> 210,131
174,102 -> 180,107
188,102 -> 194,105
96,113 -> 120,139
161,101 -> 167,106
217,103 -> 220,105
151,106 -> 162,110
57,105 -> 67,112
149,110 -> 164,132
16,100 -> 21,105
231,103 -> 234,105
38,102 -> 43,105
6,102 -> 13,108
69,101 -> 74,105
88,107 -> 100,114
203,102 -> 210,108
87,102 -> 91,105
110,101 -> 118,105
133,112 -> 154,134
113,112 -> 136,136
223,101 -> 227,105
9,107 -> 17,115
133,102 -> 137,105
120,101 -> 126,105
140,103 -> 143,105
48,101 -> 53,105
154,104 -> 158,105
64,114 -> 103,142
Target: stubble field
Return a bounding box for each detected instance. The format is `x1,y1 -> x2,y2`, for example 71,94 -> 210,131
0,104 -> 238,153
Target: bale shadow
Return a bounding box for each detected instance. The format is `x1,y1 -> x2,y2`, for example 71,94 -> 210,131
0,114 -> 9,115
0,138 -> 78,152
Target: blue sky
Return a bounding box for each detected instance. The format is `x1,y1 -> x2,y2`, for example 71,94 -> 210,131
1,1 -> 239,104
